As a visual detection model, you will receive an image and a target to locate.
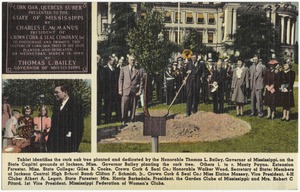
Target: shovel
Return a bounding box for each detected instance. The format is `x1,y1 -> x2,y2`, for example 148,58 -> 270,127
164,73 -> 190,117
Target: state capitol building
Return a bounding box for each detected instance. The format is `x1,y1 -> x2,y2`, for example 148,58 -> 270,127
97,2 -> 298,61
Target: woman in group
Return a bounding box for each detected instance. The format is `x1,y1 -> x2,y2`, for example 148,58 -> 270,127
2,96 -> 11,130
18,105 -> 34,151
33,105 -> 51,152
264,60 -> 280,119
231,58 -> 249,116
279,60 -> 295,121
18,105 -> 34,140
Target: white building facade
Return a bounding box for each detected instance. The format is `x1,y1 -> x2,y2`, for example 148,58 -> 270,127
97,2 -> 298,61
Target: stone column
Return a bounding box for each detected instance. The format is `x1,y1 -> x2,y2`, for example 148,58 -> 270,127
291,19 -> 295,45
281,16 -> 285,44
223,9 -> 228,40
203,29 -> 207,44
171,29 -> 174,42
172,11 -> 174,24
97,9 -> 101,36
287,17 -> 291,45
108,2 -> 112,24
217,12 -> 223,44
232,8 -> 237,34
271,12 -> 276,25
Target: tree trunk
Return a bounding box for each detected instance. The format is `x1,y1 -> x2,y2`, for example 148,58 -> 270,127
143,73 -> 150,117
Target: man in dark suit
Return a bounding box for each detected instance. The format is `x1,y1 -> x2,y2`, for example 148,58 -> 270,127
47,84 -> 84,152
97,54 -> 104,125
103,56 -> 121,123
185,54 -> 203,117
118,55 -> 143,124
211,59 -> 226,113
249,56 -> 266,117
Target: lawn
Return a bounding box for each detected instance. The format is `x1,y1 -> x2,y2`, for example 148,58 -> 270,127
292,63 -> 298,81
98,88 -> 298,153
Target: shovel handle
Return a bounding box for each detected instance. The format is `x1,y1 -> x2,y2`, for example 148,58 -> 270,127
166,73 -> 191,113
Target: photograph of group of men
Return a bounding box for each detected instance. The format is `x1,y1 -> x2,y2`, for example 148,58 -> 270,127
2,80 -> 91,153
97,51 -> 296,126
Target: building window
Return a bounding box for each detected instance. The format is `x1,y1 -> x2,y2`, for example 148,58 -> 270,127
198,31 -> 203,44
186,12 -> 193,23
101,19 -> 109,32
175,31 -> 182,43
197,13 -> 204,23
208,13 -> 215,24
164,11 -> 171,23
176,12 -> 181,23
163,31 -> 170,41
208,32 -> 214,43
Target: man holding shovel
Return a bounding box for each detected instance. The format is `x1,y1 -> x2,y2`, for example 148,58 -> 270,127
184,54 -> 204,117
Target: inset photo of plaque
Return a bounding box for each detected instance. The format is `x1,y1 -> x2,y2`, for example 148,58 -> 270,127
2,79 -> 91,153
2,2 -> 91,74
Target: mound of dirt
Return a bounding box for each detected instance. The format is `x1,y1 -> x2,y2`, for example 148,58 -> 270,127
99,111 -> 251,143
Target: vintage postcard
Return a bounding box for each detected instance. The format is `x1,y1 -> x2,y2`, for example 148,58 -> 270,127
1,1 -> 298,191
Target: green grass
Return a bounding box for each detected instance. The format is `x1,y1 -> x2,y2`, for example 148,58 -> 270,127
292,63 -> 298,81
9,105 -> 91,152
98,88 -> 298,153
79,115 -> 91,152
